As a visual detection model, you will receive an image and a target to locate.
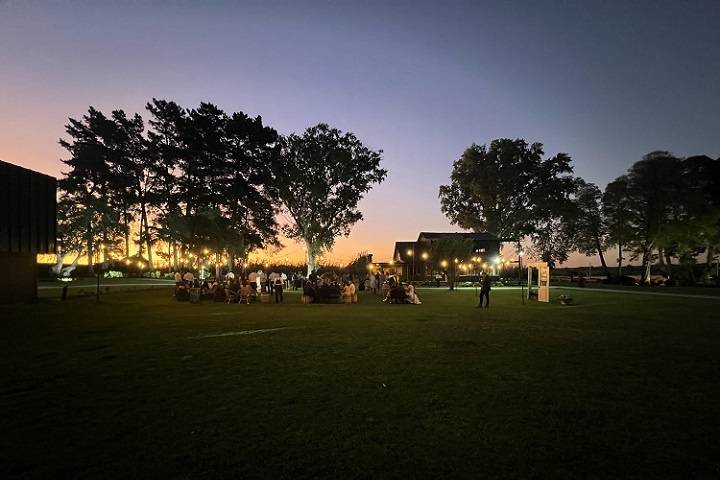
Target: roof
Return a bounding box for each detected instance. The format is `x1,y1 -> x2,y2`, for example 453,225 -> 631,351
392,241 -> 417,262
417,232 -> 500,242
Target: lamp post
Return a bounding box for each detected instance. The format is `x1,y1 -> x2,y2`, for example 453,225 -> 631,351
421,251 -> 428,280
517,244 -> 524,304
406,248 -> 414,282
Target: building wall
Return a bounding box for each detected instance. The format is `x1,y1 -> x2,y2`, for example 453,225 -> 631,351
0,252 -> 37,303
0,160 -> 57,303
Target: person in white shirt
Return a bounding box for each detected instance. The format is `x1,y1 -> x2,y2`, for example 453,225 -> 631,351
406,282 -> 422,304
342,281 -> 357,303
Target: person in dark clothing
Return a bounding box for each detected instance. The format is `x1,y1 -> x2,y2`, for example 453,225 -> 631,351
309,270 -> 318,284
303,280 -> 316,303
477,274 -> 492,308
274,276 -> 284,303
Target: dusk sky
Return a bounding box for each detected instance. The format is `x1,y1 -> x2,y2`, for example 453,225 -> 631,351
2,0 -> 719,265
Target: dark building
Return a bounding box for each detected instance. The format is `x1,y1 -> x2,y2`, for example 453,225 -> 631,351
0,160 -> 57,303
392,232 -> 502,280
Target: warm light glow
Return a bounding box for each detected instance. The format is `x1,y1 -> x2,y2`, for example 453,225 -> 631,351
367,264 -> 374,270
440,260 -> 448,268
125,259 -> 131,265
421,252 -> 428,260
482,263 -> 488,269
454,258 -> 459,263
389,260 -> 394,265
406,249 -> 413,256
137,261 -> 144,269
203,248 -> 209,255
493,256 -> 501,264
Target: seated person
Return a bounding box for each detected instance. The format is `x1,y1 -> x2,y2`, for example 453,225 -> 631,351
226,279 -> 240,303
175,282 -> 190,302
239,281 -> 252,304
385,283 -> 408,304
318,283 -> 342,303
200,280 -> 211,298
405,282 -> 422,304
213,284 -> 227,302
303,280 -> 316,303
341,281 -> 356,303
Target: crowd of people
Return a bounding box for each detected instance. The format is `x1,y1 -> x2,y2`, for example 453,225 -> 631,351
174,269 -> 307,304
173,267 -> 424,305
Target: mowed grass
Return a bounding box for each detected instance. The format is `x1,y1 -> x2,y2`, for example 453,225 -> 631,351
1,288 -> 719,479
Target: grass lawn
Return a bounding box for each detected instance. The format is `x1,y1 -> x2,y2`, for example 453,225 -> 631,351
2,288 -> 719,479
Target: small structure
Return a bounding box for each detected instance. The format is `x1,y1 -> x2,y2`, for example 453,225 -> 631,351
0,160 -> 57,303
527,262 -> 550,302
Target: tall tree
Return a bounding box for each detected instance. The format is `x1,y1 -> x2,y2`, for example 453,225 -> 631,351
146,99 -> 185,269
273,124 -> 386,274
58,107 -> 123,273
439,140 -> 544,238
222,111 -> 281,267
573,180 -> 609,275
109,109 -> 156,265
622,152 -> 682,283
439,139 -> 576,267
602,178 -> 632,279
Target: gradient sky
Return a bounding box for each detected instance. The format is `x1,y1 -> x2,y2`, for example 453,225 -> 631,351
2,0 -> 719,265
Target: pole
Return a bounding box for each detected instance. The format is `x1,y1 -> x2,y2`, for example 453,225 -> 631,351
412,244 -> 416,282
520,255 -> 524,305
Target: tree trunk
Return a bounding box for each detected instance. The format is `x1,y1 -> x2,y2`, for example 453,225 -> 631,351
641,251 -> 652,284
595,235 -> 609,278
172,242 -> 178,271
215,252 -> 221,279
140,202 -> 153,268
305,240 -> 320,276
87,223 -> 94,275
703,244 -> 715,285
124,208 -> 131,258
617,241 -> 623,280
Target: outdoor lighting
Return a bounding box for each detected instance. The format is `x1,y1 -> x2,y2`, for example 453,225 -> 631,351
482,263 -> 488,269
125,259 -> 131,265
421,252 -> 428,260
137,261 -> 144,269
518,250 -> 524,257
493,256 -> 501,264
389,260 -> 394,265
367,264 -> 374,271
454,258 -> 459,263
406,249 -> 413,256
203,248 -> 209,255
440,260 -> 448,268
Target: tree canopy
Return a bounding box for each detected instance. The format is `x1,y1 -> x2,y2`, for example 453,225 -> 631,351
272,123 -> 386,274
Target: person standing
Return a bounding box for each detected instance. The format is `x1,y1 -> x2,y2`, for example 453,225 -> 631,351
477,273 -> 491,308
274,275 -> 284,303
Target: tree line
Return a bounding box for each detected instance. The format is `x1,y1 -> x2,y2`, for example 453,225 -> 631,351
57,100 -> 386,275
439,139 -> 720,285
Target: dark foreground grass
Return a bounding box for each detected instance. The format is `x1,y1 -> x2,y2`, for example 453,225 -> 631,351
1,288 -> 719,479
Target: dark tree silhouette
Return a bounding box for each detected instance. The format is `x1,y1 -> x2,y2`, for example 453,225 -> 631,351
272,124 -> 386,274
